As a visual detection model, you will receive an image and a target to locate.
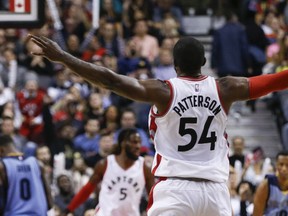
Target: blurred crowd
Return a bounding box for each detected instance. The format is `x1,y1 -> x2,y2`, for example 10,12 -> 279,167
1,0 -> 288,215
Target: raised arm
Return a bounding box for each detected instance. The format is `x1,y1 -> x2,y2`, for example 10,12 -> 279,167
28,35 -> 170,111
218,70 -> 288,112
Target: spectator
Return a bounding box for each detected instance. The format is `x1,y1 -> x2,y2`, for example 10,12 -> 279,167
0,100 -> 22,130
36,145 -> 53,185
131,19 -> 160,63
84,131 -> 114,167
152,48 -> 177,80
71,152 -> 94,193
0,116 -> 34,157
100,0 -> 123,36
229,136 -> 246,168
153,0 -> 184,32
100,105 -> 120,134
234,180 -> 255,216
211,11 -> 249,77
82,35 -> 106,62
2,47 -> 26,92
85,92 -> 105,120
115,108 -> 153,155
52,92 -> 84,133
242,146 -> 274,186
122,0 -> 154,38
16,78 -> 46,143
47,68 -> 72,103
73,118 -> 101,158
117,39 -> 143,76
66,34 -> 82,58
98,20 -> 125,58
68,71 -> 91,100
54,172 -> 87,216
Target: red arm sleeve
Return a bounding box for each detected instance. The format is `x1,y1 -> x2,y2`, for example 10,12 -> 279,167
67,181 -> 96,212
249,70 -> 288,99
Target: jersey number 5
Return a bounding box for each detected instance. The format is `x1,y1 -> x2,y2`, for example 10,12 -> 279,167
178,116 -> 217,152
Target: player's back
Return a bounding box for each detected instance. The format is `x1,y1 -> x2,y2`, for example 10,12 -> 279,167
2,156 -> 48,216
149,76 -> 229,182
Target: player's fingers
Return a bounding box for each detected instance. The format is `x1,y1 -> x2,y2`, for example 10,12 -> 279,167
30,38 -> 47,49
31,52 -> 44,56
29,34 -> 47,47
40,36 -> 50,43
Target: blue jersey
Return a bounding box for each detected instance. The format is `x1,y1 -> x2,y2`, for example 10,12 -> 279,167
1,156 -> 48,216
265,174 -> 288,216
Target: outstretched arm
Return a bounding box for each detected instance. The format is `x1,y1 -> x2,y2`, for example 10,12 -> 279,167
27,35 -> 170,111
218,70 -> 288,112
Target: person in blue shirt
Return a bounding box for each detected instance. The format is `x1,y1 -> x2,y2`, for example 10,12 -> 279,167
0,134 -> 53,216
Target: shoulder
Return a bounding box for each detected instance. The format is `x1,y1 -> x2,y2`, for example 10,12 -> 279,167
94,157 -> 108,172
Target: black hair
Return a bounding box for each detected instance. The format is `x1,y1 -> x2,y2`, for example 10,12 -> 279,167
112,128 -> 138,155
173,37 -> 205,73
236,180 -> 256,194
276,151 -> 288,160
0,134 -> 13,147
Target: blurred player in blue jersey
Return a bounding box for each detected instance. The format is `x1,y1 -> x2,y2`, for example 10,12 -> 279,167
0,135 -> 53,216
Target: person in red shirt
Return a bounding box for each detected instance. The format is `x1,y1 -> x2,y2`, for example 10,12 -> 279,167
16,78 -> 46,143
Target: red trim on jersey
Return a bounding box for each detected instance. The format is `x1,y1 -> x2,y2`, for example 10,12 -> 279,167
147,177 -> 167,212
215,80 -> 228,115
151,80 -> 174,117
149,113 -> 157,141
151,154 -> 162,175
178,75 -> 208,81
95,206 -> 100,213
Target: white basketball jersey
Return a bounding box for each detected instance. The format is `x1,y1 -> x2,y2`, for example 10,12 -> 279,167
96,155 -> 146,216
149,76 -> 229,182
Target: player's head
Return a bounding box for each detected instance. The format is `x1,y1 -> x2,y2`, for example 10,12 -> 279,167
276,151 -> 288,180
117,128 -> 141,160
173,37 -> 206,75
0,134 -> 14,157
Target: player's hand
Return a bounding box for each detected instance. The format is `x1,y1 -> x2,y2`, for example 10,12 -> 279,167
27,34 -> 64,62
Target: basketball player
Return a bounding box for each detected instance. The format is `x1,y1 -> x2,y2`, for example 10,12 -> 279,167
65,128 -> 154,216
253,151 -> 288,216
28,34 -> 288,215
0,135 -> 53,215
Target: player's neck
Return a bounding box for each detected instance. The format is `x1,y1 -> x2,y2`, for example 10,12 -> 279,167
115,155 -> 135,170
178,72 -> 202,78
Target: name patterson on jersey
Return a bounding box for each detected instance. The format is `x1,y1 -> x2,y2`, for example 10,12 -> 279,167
173,95 -> 221,117
107,175 -> 141,193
